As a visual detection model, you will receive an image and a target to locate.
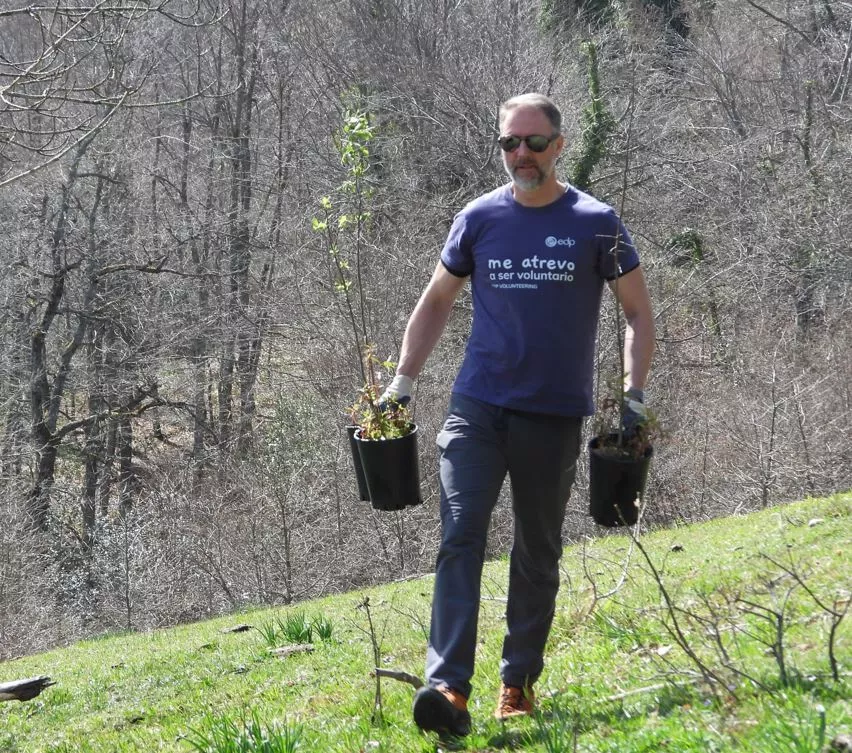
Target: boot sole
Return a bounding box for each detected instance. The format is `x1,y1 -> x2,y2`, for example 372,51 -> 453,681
412,687 -> 471,737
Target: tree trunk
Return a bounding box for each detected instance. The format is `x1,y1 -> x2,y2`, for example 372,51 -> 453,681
118,415 -> 134,518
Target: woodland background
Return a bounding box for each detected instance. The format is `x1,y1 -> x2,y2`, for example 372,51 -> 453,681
0,0 -> 849,659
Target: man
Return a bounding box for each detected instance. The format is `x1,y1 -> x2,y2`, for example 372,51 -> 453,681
382,93 -> 655,737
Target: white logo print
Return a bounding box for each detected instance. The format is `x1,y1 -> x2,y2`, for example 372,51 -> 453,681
545,236 -> 575,248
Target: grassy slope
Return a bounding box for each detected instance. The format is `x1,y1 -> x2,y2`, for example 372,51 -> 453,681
1,493 -> 849,753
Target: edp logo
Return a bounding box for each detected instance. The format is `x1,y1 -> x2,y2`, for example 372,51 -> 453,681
545,236 -> 575,248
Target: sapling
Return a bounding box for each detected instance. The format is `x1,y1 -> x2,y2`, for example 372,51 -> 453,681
313,109 -> 413,441
571,53 -> 661,461
347,348 -> 413,441
583,63 -> 661,529
356,596 -> 384,724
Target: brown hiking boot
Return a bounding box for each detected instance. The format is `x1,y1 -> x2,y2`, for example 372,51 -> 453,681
412,684 -> 471,737
494,682 -> 535,720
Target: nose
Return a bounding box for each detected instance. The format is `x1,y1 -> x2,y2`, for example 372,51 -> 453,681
513,141 -> 538,164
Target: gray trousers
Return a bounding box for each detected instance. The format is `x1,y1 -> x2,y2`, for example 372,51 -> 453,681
425,393 -> 582,699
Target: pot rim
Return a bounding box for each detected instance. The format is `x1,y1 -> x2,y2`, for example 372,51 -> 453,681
353,423 -> 417,442
588,433 -> 653,461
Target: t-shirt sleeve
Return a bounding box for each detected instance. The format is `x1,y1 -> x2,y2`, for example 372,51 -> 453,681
596,212 -> 640,280
440,211 -> 475,277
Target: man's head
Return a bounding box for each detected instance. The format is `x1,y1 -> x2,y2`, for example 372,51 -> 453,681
499,93 -> 562,133
498,93 -> 564,194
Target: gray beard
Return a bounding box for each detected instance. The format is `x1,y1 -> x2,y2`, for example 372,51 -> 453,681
506,163 -> 545,191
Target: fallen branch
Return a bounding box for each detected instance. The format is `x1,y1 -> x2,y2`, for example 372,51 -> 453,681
269,644 -> 314,658
604,678 -> 702,703
0,676 -> 55,702
221,624 -> 253,634
372,668 -> 424,689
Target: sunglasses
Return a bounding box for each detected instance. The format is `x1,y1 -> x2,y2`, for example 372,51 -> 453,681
497,134 -> 559,153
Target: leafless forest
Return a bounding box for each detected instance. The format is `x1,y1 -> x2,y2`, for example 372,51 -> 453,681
0,0 -> 849,658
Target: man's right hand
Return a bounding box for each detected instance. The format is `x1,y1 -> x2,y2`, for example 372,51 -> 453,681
622,387 -> 649,436
379,374 -> 413,410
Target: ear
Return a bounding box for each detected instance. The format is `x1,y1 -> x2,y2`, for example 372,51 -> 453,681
554,134 -> 565,156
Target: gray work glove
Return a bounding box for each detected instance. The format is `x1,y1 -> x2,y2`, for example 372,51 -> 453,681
378,374 -> 413,411
622,387 -> 649,436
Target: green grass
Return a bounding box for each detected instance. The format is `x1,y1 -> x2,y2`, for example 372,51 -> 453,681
256,613 -> 333,649
1,493 -> 849,752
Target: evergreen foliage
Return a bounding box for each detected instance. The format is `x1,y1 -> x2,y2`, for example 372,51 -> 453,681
570,40 -> 617,193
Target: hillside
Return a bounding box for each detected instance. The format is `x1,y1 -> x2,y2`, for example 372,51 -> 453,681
1,493 -> 849,752
3,0 -> 851,654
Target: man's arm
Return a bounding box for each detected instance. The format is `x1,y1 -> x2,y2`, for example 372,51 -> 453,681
396,262 -> 468,380
608,266 -> 655,391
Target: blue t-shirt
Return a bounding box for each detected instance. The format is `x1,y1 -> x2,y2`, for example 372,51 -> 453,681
440,183 -> 640,417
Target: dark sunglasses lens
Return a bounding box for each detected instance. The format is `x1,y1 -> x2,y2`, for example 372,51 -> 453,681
526,136 -> 551,152
498,135 -> 553,152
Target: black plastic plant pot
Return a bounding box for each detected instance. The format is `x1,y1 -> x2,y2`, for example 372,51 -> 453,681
346,425 -> 371,501
354,425 -> 423,511
588,433 -> 653,527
